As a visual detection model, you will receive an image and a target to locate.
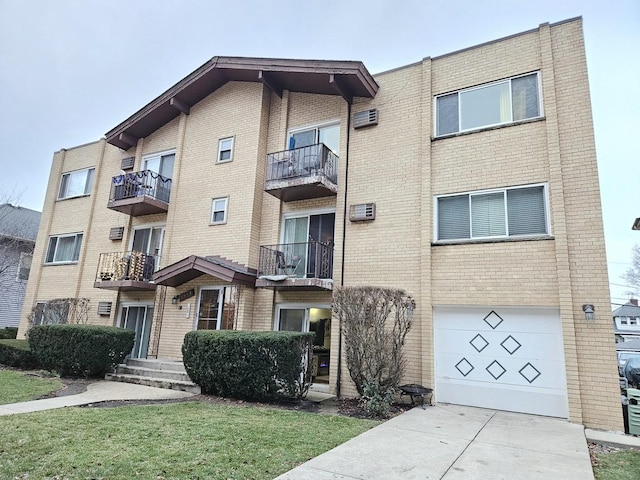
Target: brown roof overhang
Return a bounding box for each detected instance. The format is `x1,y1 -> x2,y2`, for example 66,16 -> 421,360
106,56 -> 379,150
153,255 -> 257,288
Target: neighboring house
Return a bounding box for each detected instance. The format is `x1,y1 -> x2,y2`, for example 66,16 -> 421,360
613,299 -> 640,343
0,204 -> 41,328
18,18 -> 622,430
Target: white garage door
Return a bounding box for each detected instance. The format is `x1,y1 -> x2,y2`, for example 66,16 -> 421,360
434,307 -> 568,418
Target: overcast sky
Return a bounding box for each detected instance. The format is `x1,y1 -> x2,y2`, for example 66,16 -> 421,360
0,0 -> 638,307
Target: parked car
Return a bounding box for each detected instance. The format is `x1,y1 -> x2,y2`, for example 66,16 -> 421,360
618,351 -> 640,376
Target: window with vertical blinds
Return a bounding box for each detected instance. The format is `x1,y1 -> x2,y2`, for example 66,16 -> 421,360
436,185 -> 548,241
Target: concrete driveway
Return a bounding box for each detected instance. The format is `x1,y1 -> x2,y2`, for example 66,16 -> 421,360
276,403 -> 593,480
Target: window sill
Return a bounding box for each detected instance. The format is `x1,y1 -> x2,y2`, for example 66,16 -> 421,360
56,194 -> 91,201
209,221 -> 227,226
432,235 -> 554,247
432,116 -> 545,141
216,159 -> 233,164
43,261 -> 79,266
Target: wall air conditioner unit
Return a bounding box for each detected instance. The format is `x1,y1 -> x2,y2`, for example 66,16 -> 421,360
349,203 -> 376,222
353,109 -> 378,129
121,157 -> 135,170
109,227 -> 124,241
97,302 -> 112,316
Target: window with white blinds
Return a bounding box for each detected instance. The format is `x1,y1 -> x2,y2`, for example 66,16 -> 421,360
436,185 -> 548,241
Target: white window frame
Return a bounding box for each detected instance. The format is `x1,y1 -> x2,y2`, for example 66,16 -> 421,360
44,232 -> 83,264
434,183 -> 550,243
273,303 -> 331,332
129,223 -> 165,270
57,167 -> 95,200
217,136 -> 234,163
194,286 -> 232,331
434,72 -> 543,137
210,197 -> 229,225
143,149 -> 176,179
280,207 -> 336,243
288,120 -> 340,154
17,251 -> 32,281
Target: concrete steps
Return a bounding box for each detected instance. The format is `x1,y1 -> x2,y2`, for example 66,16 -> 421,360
105,358 -> 201,394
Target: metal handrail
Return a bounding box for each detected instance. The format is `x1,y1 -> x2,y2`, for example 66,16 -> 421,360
266,143 -> 338,184
109,170 -> 172,203
95,251 -> 160,283
258,241 -> 333,279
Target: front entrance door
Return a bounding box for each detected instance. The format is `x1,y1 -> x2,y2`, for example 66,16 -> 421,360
276,306 -> 332,383
196,287 -> 235,330
119,305 -> 153,359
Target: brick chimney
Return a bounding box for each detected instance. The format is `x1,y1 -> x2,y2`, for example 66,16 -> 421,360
630,298 -> 638,306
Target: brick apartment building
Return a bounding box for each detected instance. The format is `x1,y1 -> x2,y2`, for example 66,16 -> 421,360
18,17 -> 622,430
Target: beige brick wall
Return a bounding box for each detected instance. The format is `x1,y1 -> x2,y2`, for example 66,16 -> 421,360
18,18 -> 620,430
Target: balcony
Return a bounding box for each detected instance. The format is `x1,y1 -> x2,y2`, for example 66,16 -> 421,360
107,170 -> 171,216
256,241 -> 333,290
94,251 -> 159,291
265,144 -> 338,202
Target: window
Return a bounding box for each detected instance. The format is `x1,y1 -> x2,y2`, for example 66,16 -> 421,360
436,184 -> 548,241
631,317 -> 638,326
211,197 -> 228,224
17,252 -> 32,281
621,317 -> 629,325
217,137 -> 234,163
144,151 -> 175,179
196,287 -> 236,330
435,72 -> 541,136
58,167 -> 95,199
289,123 -> 340,154
45,233 -> 83,263
32,300 -> 70,326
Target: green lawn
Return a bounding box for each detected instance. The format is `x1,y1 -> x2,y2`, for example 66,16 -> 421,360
594,449 -> 640,480
0,401 -> 377,479
0,369 -> 62,404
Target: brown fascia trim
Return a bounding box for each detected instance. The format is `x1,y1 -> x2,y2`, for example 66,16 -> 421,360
105,56 -> 379,147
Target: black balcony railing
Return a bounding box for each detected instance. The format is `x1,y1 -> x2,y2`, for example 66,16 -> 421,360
266,143 -> 338,184
95,251 -> 159,283
258,241 -> 333,280
109,170 -> 172,204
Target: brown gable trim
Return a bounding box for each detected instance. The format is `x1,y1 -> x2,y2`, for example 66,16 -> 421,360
153,255 -> 256,288
106,56 -> 379,150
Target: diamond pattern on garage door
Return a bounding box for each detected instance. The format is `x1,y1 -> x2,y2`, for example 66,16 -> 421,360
457,310 -> 541,385
434,306 -> 568,418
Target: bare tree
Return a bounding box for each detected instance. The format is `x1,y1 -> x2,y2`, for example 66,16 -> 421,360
622,244 -> 640,297
334,286 -> 415,397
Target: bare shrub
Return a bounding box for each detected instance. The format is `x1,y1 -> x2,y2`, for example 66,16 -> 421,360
27,298 -> 91,330
334,286 -> 415,397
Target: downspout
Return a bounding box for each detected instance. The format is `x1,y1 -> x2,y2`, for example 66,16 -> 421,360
336,101 -> 352,397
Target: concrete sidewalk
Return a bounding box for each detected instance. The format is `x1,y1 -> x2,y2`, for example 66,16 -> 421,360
276,404 -> 595,480
0,381 -> 195,416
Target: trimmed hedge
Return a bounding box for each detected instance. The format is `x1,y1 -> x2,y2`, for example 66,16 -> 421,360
28,324 -> 135,378
0,327 -> 18,339
182,330 -> 313,402
0,339 -> 39,369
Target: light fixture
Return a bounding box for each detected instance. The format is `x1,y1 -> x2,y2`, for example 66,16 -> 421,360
171,296 -> 179,305
582,304 -> 595,321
